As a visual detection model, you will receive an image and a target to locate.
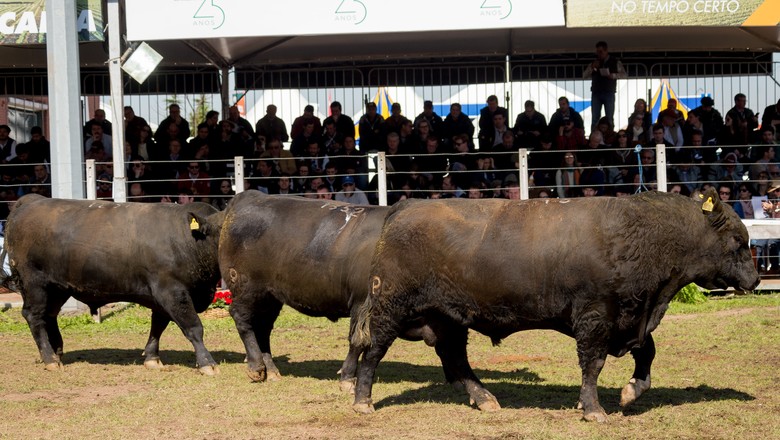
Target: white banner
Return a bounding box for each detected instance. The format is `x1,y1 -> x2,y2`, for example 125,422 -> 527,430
126,0 -> 565,41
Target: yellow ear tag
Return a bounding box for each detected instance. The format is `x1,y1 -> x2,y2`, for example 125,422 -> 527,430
702,197 -> 714,212
698,193 -> 704,200
190,218 -> 200,230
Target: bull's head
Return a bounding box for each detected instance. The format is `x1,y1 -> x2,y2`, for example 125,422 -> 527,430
696,188 -> 760,291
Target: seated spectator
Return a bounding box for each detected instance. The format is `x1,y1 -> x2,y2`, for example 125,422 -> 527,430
273,173 -> 297,196
627,112 -> 650,144
211,179 -> 234,210
85,122 -> 113,159
707,152 -> 742,191
294,163 -> 310,193
335,176 -> 369,205
555,117 -> 585,151
291,119 -> 320,157
441,175 -> 464,198
29,164 -> 51,198
252,159 -> 280,194
529,136 -> 559,188
414,100 -> 443,138
316,184 -> 333,200
290,105 -> 322,140
176,161 -> 211,202
83,108 -> 112,139
96,173 -> 113,200
555,151 -> 580,198
128,182 -> 152,203
513,99 -> 547,149
415,135 -> 448,186
595,117 -> 617,146
155,104 -> 190,147
260,139 -> 296,176
21,126 -> 50,164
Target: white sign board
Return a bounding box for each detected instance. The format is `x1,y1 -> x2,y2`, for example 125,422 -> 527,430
126,0 -> 565,41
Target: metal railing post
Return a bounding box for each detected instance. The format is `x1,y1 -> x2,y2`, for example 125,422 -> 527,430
656,144 -> 667,192
234,156 -> 245,193
85,159 -> 96,200
518,148 -> 529,200
377,152 -> 388,206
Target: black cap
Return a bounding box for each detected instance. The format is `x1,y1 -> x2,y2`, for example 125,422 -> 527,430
701,96 -> 715,106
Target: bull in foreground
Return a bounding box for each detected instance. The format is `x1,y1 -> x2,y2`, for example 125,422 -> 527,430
5,194 -> 224,374
352,189 -> 760,421
219,190 -> 389,389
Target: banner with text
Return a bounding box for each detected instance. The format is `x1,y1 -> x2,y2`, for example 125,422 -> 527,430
126,0 -> 565,41
0,0 -> 103,45
567,0 -> 779,27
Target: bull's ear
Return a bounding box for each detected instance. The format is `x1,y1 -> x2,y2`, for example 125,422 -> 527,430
700,187 -> 729,231
188,212 -> 214,239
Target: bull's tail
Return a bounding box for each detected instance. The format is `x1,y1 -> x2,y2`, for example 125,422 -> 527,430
350,280 -> 377,349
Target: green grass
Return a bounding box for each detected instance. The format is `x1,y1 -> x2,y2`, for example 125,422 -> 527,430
0,294 -> 778,439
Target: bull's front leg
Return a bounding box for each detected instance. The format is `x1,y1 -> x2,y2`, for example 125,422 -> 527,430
621,334 -> 655,407
142,310 -> 170,370
575,318 -> 611,423
159,289 -> 218,375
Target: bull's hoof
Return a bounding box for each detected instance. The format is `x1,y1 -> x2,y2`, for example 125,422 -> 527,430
582,408 -> 608,423
266,370 -> 282,382
620,375 -> 651,407
352,402 -> 375,415
469,390 -> 501,412
339,378 -> 357,394
246,367 -> 267,383
143,359 -> 167,370
198,365 -> 220,376
44,362 -> 63,371
469,396 -> 502,412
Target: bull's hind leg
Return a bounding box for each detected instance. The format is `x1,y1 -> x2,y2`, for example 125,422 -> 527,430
252,299 -> 283,381
339,309 -> 369,394
157,286 -> 218,375
142,311 -> 170,370
352,315 -> 399,414
20,285 -> 63,370
434,324 -> 500,412
229,292 -> 282,382
620,334 -> 655,407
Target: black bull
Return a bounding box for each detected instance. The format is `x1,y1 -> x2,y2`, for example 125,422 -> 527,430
219,190 -> 390,389
352,189 -> 760,422
4,194 -> 224,374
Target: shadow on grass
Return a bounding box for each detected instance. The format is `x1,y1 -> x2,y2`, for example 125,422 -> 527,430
374,381 -> 755,415
277,358 -> 543,384
62,348 -> 246,368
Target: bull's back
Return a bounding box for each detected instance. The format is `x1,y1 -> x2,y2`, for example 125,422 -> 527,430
7,196 -> 218,300
220,191 -> 387,314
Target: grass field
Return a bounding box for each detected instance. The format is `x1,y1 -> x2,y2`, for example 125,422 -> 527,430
0,294 -> 778,439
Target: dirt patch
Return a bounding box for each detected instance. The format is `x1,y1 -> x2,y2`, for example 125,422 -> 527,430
3,384 -> 146,404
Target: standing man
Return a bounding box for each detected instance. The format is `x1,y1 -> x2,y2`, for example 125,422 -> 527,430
255,104 -> 289,143
322,101 -> 355,140
583,41 -> 626,131
155,104 -> 190,146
